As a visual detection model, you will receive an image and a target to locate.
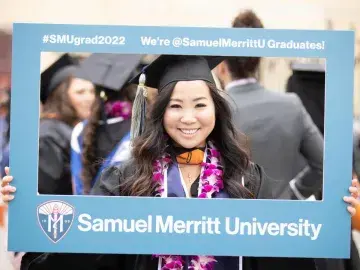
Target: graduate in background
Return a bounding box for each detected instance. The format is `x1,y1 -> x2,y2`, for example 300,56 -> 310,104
38,53 -> 95,195
70,53 -> 143,195
214,10 -> 324,202
286,62 -> 325,135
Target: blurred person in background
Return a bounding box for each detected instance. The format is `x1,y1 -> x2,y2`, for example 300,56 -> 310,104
70,53 -> 144,195
286,62 -> 325,136
37,53 -> 95,195
214,10 -> 323,202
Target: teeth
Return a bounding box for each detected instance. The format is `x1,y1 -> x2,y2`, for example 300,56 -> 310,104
180,129 -> 198,135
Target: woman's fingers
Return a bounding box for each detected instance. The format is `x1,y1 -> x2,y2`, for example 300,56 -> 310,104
344,195 -> 359,211
1,175 -> 13,187
348,206 -> 356,216
2,194 -> 14,202
349,179 -> 359,199
1,185 -> 16,194
344,195 -> 357,203
4,166 -> 10,176
349,186 -> 358,198
345,195 -> 357,216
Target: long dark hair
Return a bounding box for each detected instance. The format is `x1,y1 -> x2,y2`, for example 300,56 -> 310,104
119,82 -> 253,198
81,84 -> 136,194
41,76 -> 80,127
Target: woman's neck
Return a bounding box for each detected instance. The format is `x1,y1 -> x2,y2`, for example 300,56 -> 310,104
170,143 -> 205,165
171,140 -> 206,150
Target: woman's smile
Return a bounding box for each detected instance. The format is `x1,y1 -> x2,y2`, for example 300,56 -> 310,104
178,128 -> 200,136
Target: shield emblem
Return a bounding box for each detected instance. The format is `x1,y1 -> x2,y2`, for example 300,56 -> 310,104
37,200 -> 75,243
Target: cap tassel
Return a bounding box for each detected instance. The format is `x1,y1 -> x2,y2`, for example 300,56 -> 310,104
130,73 -> 147,141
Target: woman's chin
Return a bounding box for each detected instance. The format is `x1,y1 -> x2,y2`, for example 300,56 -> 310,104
172,139 -> 205,149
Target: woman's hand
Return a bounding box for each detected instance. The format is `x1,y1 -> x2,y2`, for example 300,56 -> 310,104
344,179 -> 359,216
0,167 -> 16,203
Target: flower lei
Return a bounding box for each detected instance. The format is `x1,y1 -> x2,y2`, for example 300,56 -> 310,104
152,141 -> 223,270
104,100 -> 132,119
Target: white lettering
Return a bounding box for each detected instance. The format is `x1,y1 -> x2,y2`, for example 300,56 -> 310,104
77,213 -> 92,232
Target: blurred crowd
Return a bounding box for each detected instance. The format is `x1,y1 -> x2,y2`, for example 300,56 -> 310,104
0,9 -> 359,270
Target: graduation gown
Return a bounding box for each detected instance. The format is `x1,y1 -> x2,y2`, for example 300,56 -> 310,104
38,118 -> 73,195
71,117 -> 131,195
286,71 -> 325,136
20,159 -> 348,270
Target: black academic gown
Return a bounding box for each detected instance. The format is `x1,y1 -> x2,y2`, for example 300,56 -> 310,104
38,118 -> 73,195
93,118 -> 131,173
286,71 -> 325,136
20,161 -> 348,270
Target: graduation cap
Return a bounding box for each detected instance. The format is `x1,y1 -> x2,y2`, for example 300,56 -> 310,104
73,53 -> 143,92
129,54 -> 224,92
40,53 -> 79,103
128,54 -> 225,140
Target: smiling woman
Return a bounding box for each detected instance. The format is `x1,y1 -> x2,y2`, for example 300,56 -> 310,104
164,80 -> 216,149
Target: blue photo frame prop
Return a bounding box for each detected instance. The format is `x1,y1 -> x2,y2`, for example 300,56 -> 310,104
8,23 -> 355,258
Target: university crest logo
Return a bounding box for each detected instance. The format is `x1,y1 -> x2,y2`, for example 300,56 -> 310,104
37,200 -> 75,243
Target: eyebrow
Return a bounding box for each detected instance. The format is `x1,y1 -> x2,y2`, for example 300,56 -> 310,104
170,97 -> 208,102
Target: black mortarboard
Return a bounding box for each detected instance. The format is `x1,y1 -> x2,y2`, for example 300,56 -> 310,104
128,54 -> 225,140
40,53 -> 79,103
129,54 -> 225,92
73,53 -> 143,92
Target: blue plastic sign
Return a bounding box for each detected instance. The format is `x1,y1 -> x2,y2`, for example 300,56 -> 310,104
8,23 -> 355,258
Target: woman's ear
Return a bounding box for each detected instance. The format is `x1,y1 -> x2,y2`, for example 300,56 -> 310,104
215,61 -> 227,78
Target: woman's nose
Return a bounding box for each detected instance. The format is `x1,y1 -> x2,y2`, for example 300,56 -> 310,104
180,109 -> 196,124
84,91 -> 95,102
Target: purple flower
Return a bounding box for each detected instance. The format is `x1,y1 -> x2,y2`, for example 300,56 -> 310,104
153,173 -> 163,181
216,180 -> 224,189
203,169 -> 213,177
202,184 -> 213,193
214,169 -> 223,177
160,255 -> 184,270
210,149 -> 220,157
199,192 -> 207,198
206,164 -> 217,170
152,141 -> 223,267
105,101 -> 132,119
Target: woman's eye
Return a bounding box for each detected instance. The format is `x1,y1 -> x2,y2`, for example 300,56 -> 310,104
195,103 -> 206,108
75,89 -> 85,94
170,104 -> 181,108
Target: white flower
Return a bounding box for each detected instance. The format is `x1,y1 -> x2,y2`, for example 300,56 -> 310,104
207,174 -> 217,185
210,157 -> 218,164
198,256 -> 217,265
